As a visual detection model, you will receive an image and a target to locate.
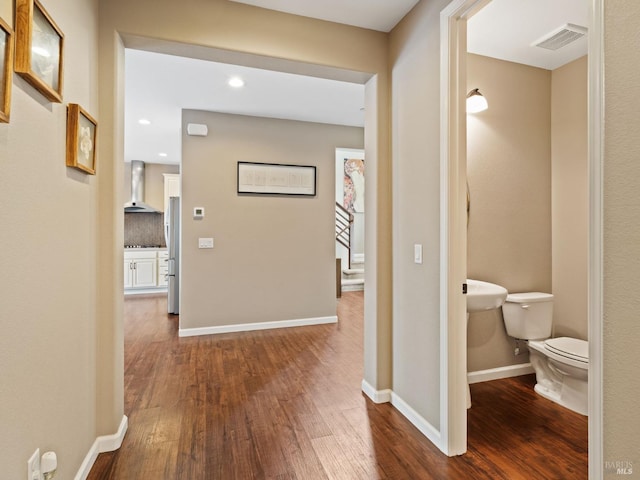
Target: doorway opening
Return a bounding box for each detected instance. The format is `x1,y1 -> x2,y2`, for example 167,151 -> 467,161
440,0 -> 603,474
117,35 -> 383,404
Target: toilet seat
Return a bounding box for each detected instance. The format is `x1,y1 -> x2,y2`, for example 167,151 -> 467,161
544,337 -> 588,364
528,338 -> 589,371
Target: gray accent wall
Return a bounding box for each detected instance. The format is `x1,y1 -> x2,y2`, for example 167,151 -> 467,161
180,110 -> 363,331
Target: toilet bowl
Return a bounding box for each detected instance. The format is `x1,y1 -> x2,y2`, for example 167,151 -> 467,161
527,337 -> 588,415
502,292 -> 589,416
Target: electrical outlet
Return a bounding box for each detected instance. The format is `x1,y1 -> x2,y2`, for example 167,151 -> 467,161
27,448 -> 40,480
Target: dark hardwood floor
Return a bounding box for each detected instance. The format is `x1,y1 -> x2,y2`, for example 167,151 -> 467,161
88,292 -> 587,479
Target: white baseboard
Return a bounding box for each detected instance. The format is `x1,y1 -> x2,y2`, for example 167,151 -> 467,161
75,415 -> 128,480
361,379 -> 392,403
341,283 -> 364,292
361,383 -> 444,454
124,287 -> 167,296
391,392 -> 443,452
467,363 -> 534,384
179,316 -> 338,337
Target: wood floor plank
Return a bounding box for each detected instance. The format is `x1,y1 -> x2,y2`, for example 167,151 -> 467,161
88,291 -> 587,479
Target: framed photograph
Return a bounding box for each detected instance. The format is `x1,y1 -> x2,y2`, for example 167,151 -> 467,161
15,0 -> 64,103
0,17 -> 13,123
238,162 -> 316,196
66,104 -> 97,175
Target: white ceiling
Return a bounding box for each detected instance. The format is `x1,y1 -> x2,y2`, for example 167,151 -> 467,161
124,0 -> 588,165
468,0 -> 588,71
124,50 -> 365,164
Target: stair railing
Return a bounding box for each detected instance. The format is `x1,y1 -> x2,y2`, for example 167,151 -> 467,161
335,202 -> 354,269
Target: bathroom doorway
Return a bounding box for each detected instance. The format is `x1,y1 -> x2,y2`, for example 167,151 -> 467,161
440,0 -> 603,473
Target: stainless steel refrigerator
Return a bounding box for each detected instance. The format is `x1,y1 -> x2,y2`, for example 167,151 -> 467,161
166,196 -> 180,314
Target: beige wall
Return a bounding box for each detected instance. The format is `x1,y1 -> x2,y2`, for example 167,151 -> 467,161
123,162 -> 180,211
551,56 -> 588,340
363,75 -> 393,392
467,54 -> 552,293
0,0 -> 100,478
181,110 -> 363,329
466,54 -> 551,371
1,0 -> 636,474
390,0 -> 453,429
604,0 -> 640,468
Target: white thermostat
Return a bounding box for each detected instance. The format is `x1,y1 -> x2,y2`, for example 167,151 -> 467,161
193,207 -> 205,219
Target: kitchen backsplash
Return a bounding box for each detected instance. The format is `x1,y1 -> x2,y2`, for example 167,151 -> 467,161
124,212 -> 166,247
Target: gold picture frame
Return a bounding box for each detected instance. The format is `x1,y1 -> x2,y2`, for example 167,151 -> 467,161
66,104 -> 97,175
15,0 -> 64,103
0,17 -> 13,123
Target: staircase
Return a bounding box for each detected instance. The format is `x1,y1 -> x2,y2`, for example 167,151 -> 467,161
341,256 -> 364,291
335,203 -> 364,292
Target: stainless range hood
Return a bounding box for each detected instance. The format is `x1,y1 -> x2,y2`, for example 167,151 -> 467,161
124,160 -> 159,213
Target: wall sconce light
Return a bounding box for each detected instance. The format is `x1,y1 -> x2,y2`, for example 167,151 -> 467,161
466,88 -> 488,113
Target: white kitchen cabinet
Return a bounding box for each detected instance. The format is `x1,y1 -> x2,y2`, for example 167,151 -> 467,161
124,261 -> 133,289
132,257 -> 157,287
157,250 -> 169,287
124,251 -> 160,289
163,174 -> 180,217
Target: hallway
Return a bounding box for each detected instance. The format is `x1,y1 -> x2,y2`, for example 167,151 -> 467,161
88,292 -> 587,479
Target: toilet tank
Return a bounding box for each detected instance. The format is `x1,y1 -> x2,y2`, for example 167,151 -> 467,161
502,292 -> 554,340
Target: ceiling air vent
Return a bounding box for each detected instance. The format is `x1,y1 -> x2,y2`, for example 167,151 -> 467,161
533,23 -> 587,51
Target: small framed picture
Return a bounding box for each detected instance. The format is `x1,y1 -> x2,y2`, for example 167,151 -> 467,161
0,17 -> 13,123
15,0 -> 64,103
66,104 -> 97,175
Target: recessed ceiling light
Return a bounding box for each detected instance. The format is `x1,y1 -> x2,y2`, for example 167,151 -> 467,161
159,153 -> 168,157
138,119 -> 151,125
228,77 -> 245,88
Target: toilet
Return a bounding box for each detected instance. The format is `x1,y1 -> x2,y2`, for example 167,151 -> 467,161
502,292 -> 588,416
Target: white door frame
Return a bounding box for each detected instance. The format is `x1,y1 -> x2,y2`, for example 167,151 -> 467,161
586,0 -> 604,476
439,0 -> 483,456
440,0 -> 604,473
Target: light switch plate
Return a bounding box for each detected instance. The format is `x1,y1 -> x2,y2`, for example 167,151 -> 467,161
27,448 -> 40,480
414,244 -> 423,264
198,238 -> 214,249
